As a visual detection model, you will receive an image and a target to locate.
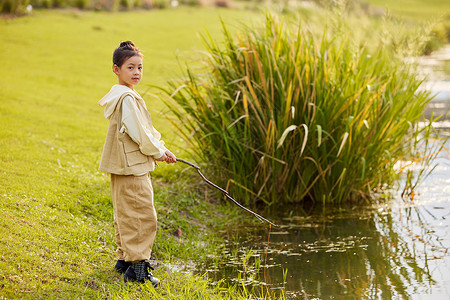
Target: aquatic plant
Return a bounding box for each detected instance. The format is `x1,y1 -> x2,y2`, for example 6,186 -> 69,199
162,12 -> 438,207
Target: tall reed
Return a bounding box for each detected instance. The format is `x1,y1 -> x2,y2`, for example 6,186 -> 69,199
161,13 -> 436,207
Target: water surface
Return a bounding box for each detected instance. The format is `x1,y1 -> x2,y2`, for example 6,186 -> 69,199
197,133 -> 449,299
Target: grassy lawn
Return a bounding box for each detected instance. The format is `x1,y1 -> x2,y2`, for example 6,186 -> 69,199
362,0 -> 450,20
0,8 -> 263,299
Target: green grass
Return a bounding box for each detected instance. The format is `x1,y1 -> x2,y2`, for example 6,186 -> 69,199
0,8 -> 273,299
162,10 -> 440,207
361,0 -> 450,20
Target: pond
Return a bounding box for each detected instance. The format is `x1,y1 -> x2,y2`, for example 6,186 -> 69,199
198,137 -> 449,298
195,47 -> 450,299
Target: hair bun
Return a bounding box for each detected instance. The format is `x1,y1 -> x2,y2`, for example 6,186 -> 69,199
119,41 -> 135,49
113,40 -> 142,67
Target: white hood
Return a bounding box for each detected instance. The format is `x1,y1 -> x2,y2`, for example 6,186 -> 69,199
98,84 -> 143,119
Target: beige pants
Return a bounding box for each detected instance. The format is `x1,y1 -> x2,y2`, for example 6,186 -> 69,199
111,173 -> 157,262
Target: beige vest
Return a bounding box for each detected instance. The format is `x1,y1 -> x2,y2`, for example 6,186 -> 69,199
99,93 -> 156,175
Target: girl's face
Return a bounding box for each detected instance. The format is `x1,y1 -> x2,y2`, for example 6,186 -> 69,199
113,55 -> 143,89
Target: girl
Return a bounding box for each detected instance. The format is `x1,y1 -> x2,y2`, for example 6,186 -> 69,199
98,41 -> 176,286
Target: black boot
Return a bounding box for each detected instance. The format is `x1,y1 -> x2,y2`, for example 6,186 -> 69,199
114,260 -> 132,274
123,260 -> 160,287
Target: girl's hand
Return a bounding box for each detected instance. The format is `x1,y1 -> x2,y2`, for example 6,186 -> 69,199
154,154 -> 167,162
164,150 -> 177,164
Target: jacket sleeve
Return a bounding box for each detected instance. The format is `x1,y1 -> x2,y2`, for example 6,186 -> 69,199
120,95 -> 167,159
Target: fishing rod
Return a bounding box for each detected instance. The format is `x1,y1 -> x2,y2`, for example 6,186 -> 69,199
176,158 -> 278,227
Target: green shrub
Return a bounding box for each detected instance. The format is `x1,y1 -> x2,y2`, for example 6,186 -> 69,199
0,0 -> 29,14
30,0 -> 52,8
73,0 -> 89,9
140,0 -> 154,9
179,0 -> 201,6
423,22 -> 448,55
161,13 -> 436,207
445,15 -> 450,41
92,0 -> 118,10
152,0 -> 169,9
119,0 -> 133,9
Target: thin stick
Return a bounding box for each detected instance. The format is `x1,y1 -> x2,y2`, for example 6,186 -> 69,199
176,158 -> 278,227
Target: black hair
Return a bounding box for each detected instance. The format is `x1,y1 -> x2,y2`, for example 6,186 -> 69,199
112,41 -> 143,67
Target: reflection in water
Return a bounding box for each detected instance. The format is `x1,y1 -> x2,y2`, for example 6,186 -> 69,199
197,135 -> 449,299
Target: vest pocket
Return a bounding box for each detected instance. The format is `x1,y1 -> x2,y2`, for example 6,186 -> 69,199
123,140 -> 148,167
